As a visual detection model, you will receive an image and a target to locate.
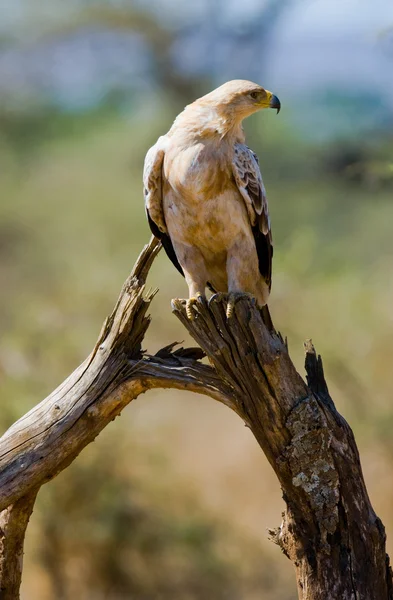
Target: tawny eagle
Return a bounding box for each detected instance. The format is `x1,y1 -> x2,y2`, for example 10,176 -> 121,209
143,79 -> 280,318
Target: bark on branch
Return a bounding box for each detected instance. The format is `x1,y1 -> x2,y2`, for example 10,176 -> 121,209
0,237 -> 391,599
0,490 -> 37,600
171,297 -> 393,600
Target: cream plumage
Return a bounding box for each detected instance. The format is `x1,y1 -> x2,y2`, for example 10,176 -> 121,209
143,79 -> 280,317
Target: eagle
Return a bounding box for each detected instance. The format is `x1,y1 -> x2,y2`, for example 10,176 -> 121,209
143,80 -> 280,318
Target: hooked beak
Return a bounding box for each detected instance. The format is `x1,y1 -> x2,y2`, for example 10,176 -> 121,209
269,94 -> 281,114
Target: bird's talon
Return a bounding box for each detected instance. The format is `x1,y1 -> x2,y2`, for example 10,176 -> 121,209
208,292 -> 224,308
226,292 -> 255,318
226,301 -> 235,319
196,294 -> 207,308
186,293 -> 204,320
186,301 -> 196,320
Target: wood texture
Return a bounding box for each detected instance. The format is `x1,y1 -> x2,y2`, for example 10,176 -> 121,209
0,238 -> 235,512
0,237 -> 236,598
0,236 -> 391,599
0,490 -> 37,600
172,296 -> 393,599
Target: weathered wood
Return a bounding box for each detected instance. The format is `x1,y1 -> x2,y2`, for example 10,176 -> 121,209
171,296 -> 393,600
0,237 -> 236,599
0,238 -> 235,513
0,490 -> 37,600
0,237 -> 391,599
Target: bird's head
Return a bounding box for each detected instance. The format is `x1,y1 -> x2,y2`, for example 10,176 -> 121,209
200,80 -> 281,122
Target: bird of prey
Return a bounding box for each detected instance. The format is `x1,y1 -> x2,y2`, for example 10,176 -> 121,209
143,79 -> 280,318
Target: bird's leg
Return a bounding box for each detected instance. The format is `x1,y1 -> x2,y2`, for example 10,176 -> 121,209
184,272 -> 207,320
185,273 -> 206,321
226,236 -> 264,318
173,245 -> 208,320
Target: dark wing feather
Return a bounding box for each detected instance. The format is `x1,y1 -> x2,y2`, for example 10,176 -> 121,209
232,143 -> 273,290
146,209 -> 184,277
252,218 -> 273,290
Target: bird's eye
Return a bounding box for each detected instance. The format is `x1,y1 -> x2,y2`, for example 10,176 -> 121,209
250,91 -> 259,100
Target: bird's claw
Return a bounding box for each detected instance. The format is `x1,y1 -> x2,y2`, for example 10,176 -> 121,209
208,292 -> 225,308
186,293 -> 205,320
226,292 -> 256,318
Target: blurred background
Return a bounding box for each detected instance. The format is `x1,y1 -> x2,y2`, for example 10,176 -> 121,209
0,0 -> 392,598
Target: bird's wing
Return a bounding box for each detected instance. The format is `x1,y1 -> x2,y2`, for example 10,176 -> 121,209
143,136 -> 184,277
232,142 -> 273,290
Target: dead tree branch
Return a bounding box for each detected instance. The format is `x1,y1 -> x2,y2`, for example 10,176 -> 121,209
0,238 -> 237,513
0,237 -> 236,598
0,237 -> 391,599
172,296 -> 393,600
0,490 -> 37,600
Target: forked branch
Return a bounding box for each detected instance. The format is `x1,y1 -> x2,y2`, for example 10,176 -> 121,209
0,237 -> 391,600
